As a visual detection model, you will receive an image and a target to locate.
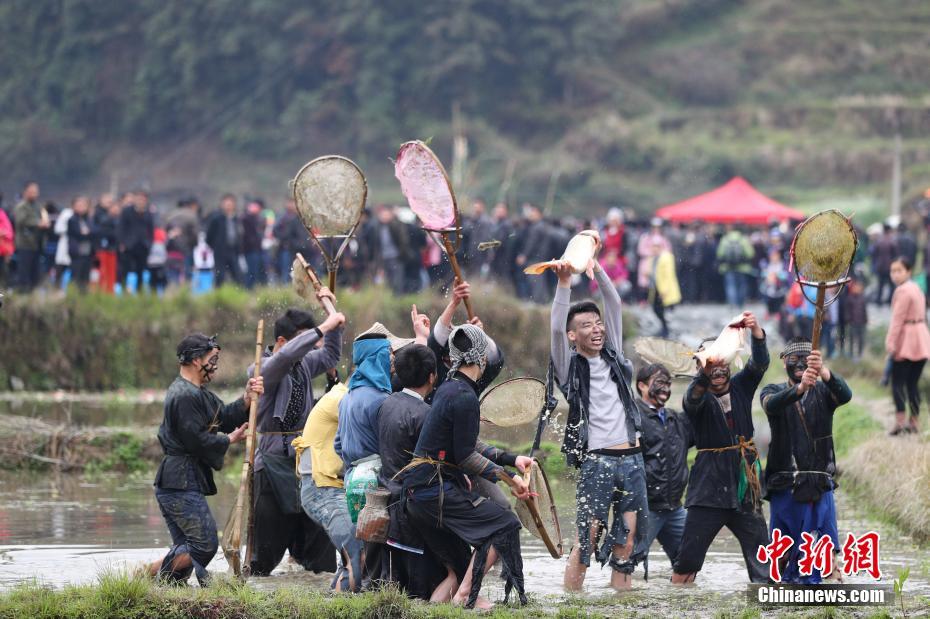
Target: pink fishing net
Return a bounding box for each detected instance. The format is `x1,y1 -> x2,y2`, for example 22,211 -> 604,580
394,141 -> 457,231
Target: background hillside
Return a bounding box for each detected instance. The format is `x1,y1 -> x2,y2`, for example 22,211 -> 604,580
3,0 -> 930,219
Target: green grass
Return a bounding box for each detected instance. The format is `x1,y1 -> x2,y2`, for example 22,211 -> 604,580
0,573 -> 905,619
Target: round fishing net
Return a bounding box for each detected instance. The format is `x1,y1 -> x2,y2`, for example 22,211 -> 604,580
292,156 -> 367,237
514,461 -> 563,558
394,141 -> 458,231
633,337 -> 696,377
479,377 -> 546,427
792,210 -> 857,283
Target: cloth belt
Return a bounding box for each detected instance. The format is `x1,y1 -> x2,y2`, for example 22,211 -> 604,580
590,446 -> 642,457
396,456 -> 461,528
697,436 -> 761,506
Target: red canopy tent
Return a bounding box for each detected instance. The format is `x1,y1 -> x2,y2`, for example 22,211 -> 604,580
655,177 -> 805,225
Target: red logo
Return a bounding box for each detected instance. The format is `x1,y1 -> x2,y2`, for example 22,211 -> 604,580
841,531 -> 881,580
756,528 -> 794,582
757,530 -> 882,582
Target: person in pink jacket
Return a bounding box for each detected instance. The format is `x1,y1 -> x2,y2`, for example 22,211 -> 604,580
885,257 -> 930,435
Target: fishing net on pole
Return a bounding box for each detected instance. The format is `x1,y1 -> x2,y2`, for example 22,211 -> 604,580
394,141 -> 458,232
290,155 -> 367,290
479,378 -> 547,427
633,337 -> 697,377
791,209 -> 858,287
479,376 -> 563,559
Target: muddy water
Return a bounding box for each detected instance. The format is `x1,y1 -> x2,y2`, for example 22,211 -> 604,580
1,394 -> 928,605
1,464 -> 928,603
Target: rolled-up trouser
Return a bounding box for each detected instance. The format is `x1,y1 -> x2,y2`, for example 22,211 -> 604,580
575,451 -> 649,570
300,475 -> 363,591
154,487 -> 218,586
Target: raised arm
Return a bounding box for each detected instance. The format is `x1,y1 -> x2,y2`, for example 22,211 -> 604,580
594,264 -> 623,350
551,263 -> 574,385
683,372 -> 711,422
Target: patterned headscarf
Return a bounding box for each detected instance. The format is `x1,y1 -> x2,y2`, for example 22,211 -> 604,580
448,324 -> 489,375
780,340 -> 812,359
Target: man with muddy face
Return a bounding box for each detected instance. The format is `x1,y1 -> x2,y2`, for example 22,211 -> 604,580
550,251 -> 649,593
147,333 -> 263,586
672,311 -> 771,585
760,337 -> 852,583
635,364 -> 692,573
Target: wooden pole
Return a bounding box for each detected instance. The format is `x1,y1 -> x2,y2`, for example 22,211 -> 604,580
296,253 -> 337,316
241,320 -> 264,575
442,234 -> 475,320
811,283 -> 826,351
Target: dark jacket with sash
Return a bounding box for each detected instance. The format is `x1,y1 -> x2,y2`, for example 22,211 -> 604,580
682,334 -> 769,509
560,346 -> 641,468
154,376 -> 249,495
760,374 -> 852,500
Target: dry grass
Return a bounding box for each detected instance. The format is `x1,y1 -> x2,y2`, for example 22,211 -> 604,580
842,433 -> 930,543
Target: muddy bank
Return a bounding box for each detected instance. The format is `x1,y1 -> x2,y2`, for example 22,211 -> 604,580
0,413 -> 161,473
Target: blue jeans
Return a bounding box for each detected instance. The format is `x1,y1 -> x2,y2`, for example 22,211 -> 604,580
644,506 -> 687,564
575,451 -> 649,570
300,475 -> 363,591
723,271 -> 746,306
768,488 -> 838,584
154,488 -> 218,586
244,251 -> 263,289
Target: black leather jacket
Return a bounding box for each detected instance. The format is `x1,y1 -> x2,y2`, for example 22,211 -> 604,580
637,398 -> 693,512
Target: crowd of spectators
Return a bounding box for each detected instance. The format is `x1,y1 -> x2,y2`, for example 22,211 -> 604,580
2,181 -> 928,355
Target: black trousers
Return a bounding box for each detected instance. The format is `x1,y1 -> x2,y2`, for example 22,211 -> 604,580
891,358 -> 926,417
14,249 -> 41,291
120,246 -> 149,286
70,255 -> 92,291
673,505 -> 770,583
249,468 -> 336,576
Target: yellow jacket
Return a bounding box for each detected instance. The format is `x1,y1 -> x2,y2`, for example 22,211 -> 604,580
655,250 -> 682,307
292,382 -> 347,488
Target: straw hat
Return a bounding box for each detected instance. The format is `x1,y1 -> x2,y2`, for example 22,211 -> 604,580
355,322 -> 415,352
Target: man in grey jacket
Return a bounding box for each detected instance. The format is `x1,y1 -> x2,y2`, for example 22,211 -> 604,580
248,297 -> 345,576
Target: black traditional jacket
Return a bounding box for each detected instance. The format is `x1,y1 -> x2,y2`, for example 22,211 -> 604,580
637,399 -> 693,512
760,374 -> 852,497
154,377 -> 249,495
682,334 -> 769,509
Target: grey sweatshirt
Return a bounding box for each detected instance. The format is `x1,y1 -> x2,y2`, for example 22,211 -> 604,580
550,268 -> 634,449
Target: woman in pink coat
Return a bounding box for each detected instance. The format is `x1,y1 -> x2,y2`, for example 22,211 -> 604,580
885,257 -> 930,434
